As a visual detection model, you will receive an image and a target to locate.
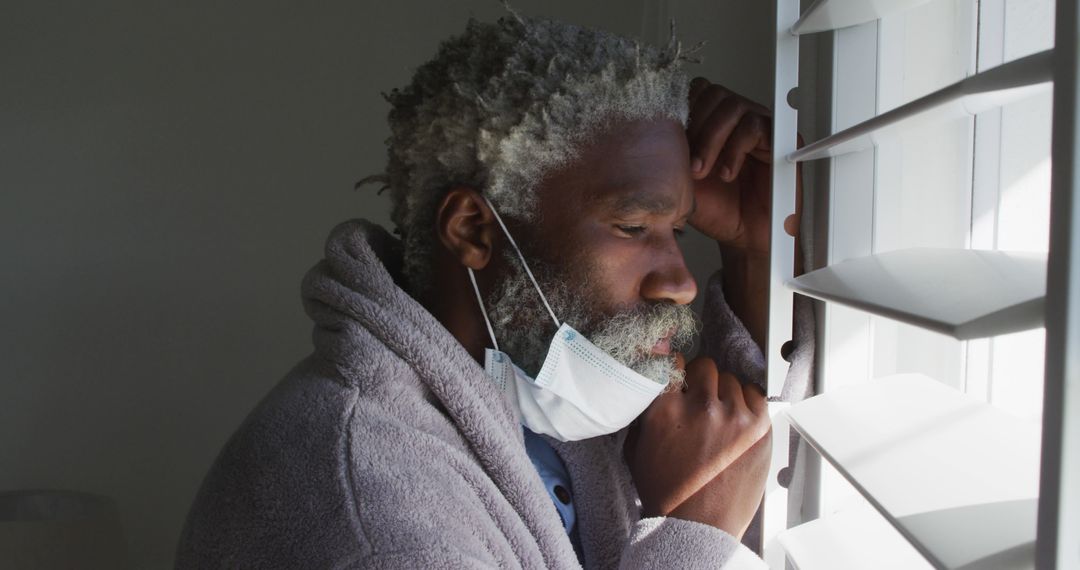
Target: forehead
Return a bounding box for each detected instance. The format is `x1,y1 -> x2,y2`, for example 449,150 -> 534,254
536,118 -> 692,217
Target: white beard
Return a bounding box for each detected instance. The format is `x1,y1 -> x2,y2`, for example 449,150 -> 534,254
486,250 -> 698,388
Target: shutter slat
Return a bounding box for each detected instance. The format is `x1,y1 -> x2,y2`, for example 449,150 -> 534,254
788,248 -> 1046,340
789,50 -> 1053,163
778,508 -> 933,570
792,0 -> 936,35
785,374 -> 1040,570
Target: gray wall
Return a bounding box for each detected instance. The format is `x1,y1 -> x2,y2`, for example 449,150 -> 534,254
0,1 -> 772,566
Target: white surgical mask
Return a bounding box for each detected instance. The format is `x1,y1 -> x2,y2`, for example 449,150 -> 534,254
468,198 -> 668,442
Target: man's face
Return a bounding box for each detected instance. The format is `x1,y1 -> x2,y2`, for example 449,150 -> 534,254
487,118 -> 699,384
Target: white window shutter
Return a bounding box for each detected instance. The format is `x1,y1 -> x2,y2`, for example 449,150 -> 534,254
765,0 -> 1076,567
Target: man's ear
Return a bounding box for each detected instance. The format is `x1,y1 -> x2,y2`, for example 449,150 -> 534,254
436,186 -> 497,270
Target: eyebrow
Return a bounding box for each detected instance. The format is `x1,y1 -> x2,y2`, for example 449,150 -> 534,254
605,192 -> 696,219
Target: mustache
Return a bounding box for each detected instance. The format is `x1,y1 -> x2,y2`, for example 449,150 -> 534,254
487,248 -> 700,385
585,301 -> 700,365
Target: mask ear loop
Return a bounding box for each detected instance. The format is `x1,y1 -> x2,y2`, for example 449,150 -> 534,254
467,267 -> 500,352
480,196 -> 561,329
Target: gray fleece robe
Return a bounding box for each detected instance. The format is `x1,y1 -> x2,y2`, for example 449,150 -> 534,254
175,220 -> 772,569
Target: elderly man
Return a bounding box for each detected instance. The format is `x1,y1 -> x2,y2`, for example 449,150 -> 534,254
177,12 -> 802,569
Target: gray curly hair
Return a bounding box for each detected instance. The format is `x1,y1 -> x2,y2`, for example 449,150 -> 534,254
364,11 -> 695,292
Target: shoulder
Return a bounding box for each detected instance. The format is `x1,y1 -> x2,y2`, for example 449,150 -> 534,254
176,354 -> 457,567
177,353 -> 530,568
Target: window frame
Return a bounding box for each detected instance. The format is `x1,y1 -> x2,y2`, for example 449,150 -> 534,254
766,0 -> 1073,566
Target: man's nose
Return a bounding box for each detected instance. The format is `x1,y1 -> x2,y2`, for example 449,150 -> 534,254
639,247 -> 697,306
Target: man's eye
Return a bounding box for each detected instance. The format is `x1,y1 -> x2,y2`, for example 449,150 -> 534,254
616,225 -> 647,236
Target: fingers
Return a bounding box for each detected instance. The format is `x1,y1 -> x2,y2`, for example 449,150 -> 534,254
687,81 -> 772,181
650,355 -> 769,440
784,213 -> 798,237
683,356 -> 719,401
716,113 -> 770,182
690,96 -> 744,178
687,85 -> 733,147
715,372 -> 749,417
688,76 -> 710,108
683,358 -> 765,419
742,381 -> 767,417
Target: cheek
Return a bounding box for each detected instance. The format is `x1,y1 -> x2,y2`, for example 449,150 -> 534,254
573,238 -> 653,309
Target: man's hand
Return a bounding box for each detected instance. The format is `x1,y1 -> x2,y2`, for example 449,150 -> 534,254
666,429 -> 772,540
685,78 -> 805,349
685,77 -> 800,255
625,354 -> 772,538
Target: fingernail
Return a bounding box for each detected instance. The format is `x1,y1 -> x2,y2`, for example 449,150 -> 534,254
691,157 -> 703,173
720,166 -> 731,180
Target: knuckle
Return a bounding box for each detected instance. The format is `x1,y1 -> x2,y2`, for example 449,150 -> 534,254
728,96 -> 747,114
752,414 -> 772,437
752,113 -> 771,134
684,359 -> 713,380
699,87 -> 727,108
744,387 -> 765,407
694,356 -> 719,373
716,371 -> 739,386
706,395 -> 734,416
